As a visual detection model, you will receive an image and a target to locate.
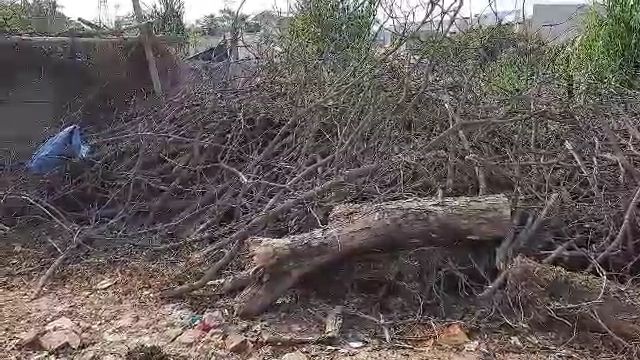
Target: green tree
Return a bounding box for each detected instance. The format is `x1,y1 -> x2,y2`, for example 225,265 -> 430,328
0,0 -> 32,33
113,13 -> 137,32
195,14 -> 222,35
568,0 -> 640,90
195,8 -> 259,35
284,0 -> 377,64
1,0 -> 70,34
148,0 -> 186,37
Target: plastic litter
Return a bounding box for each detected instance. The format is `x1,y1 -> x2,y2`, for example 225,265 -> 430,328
188,315 -> 203,327
27,125 -> 90,174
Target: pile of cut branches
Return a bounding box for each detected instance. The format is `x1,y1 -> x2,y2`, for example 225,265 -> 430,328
4,17 -> 640,351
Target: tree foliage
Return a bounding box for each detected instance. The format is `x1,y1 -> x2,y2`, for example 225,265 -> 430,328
195,14 -> 222,35
568,0 -> 640,89
0,0 -> 32,33
147,0 -> 186,37
195,8 -> 260,36
284,0 -> 377,64
1,0 -> 69,34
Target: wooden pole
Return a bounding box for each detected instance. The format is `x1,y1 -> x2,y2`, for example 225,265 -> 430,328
131,0 -> 163,97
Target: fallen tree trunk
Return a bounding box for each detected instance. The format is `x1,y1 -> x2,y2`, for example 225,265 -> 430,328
507,257 -> 640,344
234,195 -> 511,317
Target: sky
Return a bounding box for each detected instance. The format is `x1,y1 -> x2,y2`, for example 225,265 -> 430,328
55,0 -> 588,25
56,0 -> 288,24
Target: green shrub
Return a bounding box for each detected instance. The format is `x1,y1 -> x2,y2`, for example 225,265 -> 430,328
148,0 -> 186,38
283,0 -> 377,66
569,0 -> 640,89
487,54 -> 534,97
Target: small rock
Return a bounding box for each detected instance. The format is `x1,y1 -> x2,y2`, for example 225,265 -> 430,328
94,278 -> 117,290
176,328 -> 206,344
115,312 -> 139,328
281,350 -> 308,360
202,330 -> 224,347
164,328 -> 184,342
78,320 -> 94,331
39,329 -> 81,350
17,328 -> 40,348
225,333 -> 249,353
347,341 -> 365,349
102,332 -> 127,343
45,316 -> 81,334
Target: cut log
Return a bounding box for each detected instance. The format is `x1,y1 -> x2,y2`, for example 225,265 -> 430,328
235,195 -> 511,317
507,257 -> 640,343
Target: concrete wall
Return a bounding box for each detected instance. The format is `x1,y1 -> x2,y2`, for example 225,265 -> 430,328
0,36 -> 181,163
0,69 -> 57,162
530,2 -> 592,43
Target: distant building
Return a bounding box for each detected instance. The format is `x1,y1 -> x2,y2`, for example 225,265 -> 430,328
390,8 -> 525,43
530,2 -> 593,43
472,9 -> 525,27
449,17 -> 472,34
372,0 -> 594,49
251,11 -> 289,33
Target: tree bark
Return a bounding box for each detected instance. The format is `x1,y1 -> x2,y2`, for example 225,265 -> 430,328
131,0 -> 163,97
235,195 -> 511,317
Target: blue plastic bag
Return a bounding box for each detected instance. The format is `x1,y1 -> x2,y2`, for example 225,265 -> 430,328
28,125 -> 90,174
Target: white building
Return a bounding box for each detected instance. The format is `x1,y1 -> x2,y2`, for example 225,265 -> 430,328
473,9 -> 525,26
530,1 -> 593,43
374,0 -> 595,47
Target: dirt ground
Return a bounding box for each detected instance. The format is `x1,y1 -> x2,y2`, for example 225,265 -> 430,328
0,237 -> 608,360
